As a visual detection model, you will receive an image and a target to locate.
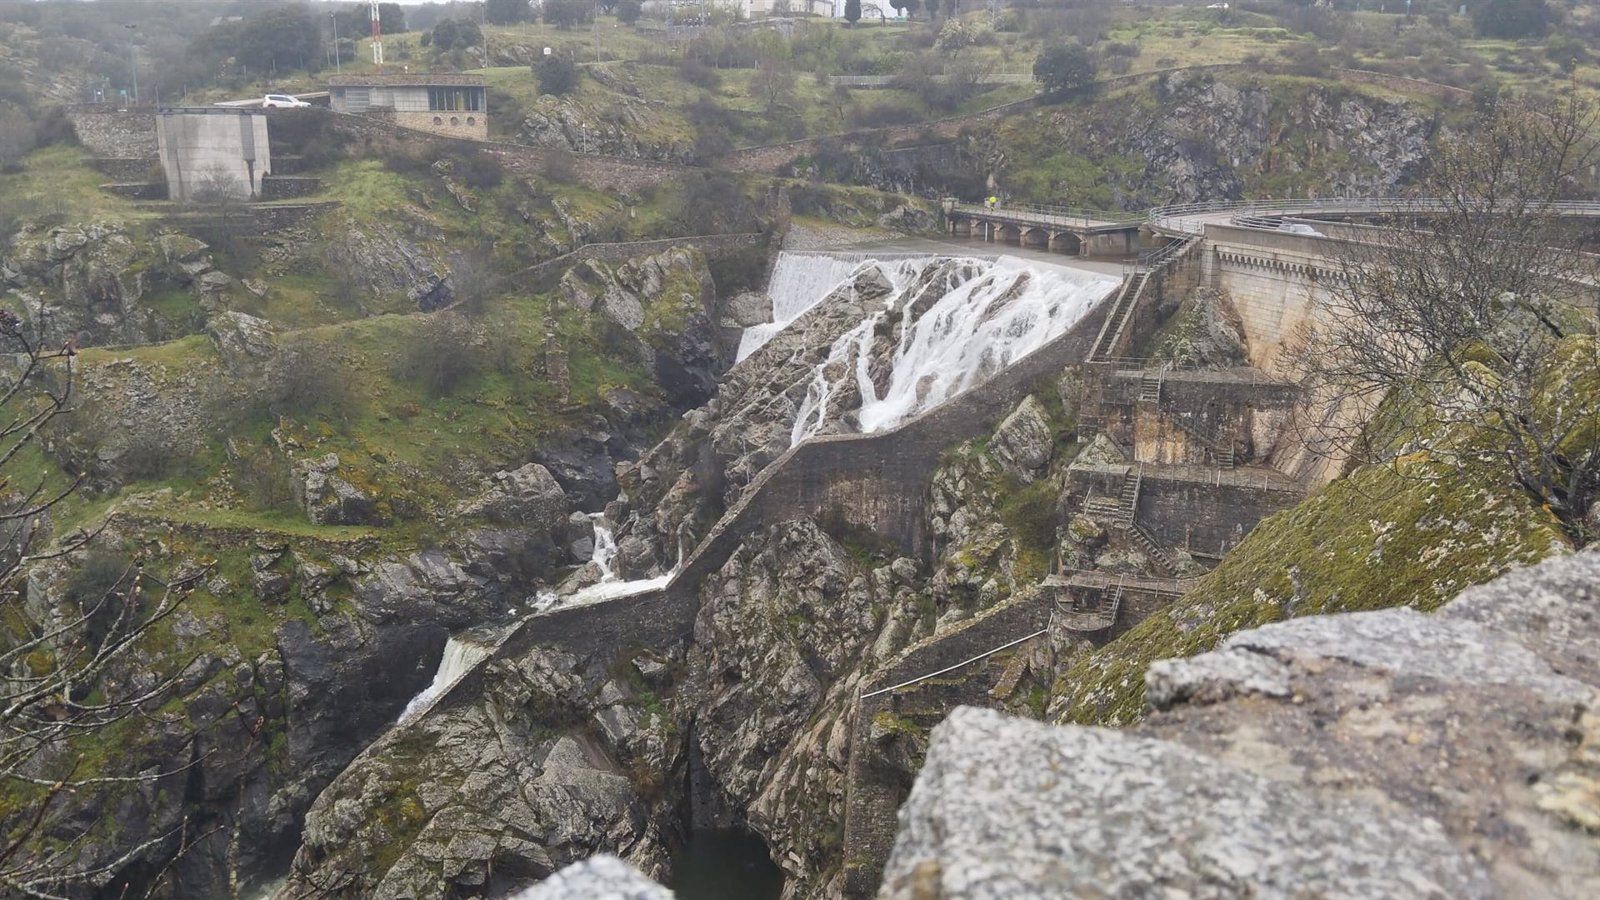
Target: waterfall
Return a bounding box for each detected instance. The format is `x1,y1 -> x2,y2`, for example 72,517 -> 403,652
398,635 -> 496,723
737,252 -> 866,362
589,514 -> 618,583
789,255 -> 1118,444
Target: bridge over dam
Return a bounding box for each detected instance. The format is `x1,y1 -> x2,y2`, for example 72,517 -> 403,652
313,195 -> 1600,895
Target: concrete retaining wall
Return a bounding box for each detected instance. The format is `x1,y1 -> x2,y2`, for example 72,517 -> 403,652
156,109 -> 272,202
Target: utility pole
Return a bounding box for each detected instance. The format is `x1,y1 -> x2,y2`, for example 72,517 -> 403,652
330,12 -> 341,74
124,23 -> 138,105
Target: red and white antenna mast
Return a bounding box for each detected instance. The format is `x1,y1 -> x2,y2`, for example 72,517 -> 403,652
369,1 -> 384,70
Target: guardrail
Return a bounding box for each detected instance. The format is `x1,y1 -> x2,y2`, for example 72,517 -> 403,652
1149,197 -> 1600,236
950,201 -> 1145,229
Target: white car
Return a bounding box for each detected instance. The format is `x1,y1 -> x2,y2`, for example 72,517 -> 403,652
262,94 -> 310,108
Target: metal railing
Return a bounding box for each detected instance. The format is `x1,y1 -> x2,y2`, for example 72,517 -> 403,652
1149,197 -> 1600,236
950,201 -> 1145,229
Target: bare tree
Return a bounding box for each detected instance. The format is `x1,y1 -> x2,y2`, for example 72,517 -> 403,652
1292,90 -> 1600,542
0,310 -> 208,896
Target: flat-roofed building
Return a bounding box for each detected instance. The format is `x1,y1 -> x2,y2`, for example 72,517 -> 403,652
327,73 -> 488,140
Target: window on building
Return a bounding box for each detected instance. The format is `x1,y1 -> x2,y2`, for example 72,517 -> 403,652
427,87 -> 482,112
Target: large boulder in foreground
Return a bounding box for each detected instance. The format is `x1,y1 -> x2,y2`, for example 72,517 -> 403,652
505,855 -> 672,899
881,549 -> 1600,899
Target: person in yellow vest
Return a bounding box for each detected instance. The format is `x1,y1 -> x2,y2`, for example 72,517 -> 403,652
986,195 -> 998,208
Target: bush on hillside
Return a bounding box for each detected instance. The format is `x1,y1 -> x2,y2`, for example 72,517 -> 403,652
1033,41 -> 1096,98
535,56 -> 582,97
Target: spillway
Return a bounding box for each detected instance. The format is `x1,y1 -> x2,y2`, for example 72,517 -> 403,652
398,634 -> 497,723
737,252 -> 867,362
788,255 -> 1119,444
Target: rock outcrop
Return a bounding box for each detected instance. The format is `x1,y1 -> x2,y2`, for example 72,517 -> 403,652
506,855 -> 672,900
881,550 -> 1600,898
685,519 -> 930,895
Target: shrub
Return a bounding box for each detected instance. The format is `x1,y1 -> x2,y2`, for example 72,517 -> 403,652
618,0 -> 643,25
535,55 -> 581,97
392,315 -> 484,398
679,57 -> 722,90
1033,42 -> 1096,98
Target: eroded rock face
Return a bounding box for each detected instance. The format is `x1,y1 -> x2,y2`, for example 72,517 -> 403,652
988,395 -> 1054,483
293,453 -> 381,526
881,550 -> 1600,899
285,618 -> 686,897
686,520 -> 927,893
1,223 -> 228,346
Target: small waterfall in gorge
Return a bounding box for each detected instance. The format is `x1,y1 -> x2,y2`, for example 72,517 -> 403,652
589,513 -> 618,583
790,256 -> 1119,444
737,252 -> 871,362
398,634 -> 497,723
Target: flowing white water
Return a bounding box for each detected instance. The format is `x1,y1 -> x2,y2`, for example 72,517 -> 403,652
790,256 -> 1118,444
398,635 -> 496,723
589,513 -> 618,582
737,252 -> 866,362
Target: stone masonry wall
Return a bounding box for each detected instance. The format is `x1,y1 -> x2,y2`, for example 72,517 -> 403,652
67,108 -> 157,158
1136,475 -> 1302,558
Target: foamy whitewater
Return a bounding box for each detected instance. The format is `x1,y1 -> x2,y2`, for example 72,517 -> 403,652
789,255 -> 1118,444
737,252 -> 868,362
398,635 -> 495,723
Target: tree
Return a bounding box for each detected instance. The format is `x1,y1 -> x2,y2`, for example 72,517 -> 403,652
617,0 -> 643,26
543,0 -> 595,29
0,309 -> 207,896
431,18 -> 483,53
535,55 -> 581,97
845,0 -> 861,26
925,0 -> 943,18
233,6 -> 323,74
1033,41 -> 1096,97
888,0 -> 923,17
1471,0 -> 1552,39
1292,92 -> 1600,544
486,0 -> 535,25
431,18 -> 458,51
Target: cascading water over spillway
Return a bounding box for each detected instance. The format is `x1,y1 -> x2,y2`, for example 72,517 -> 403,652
737,252 -> 868,362
398,634 -> 496,723
788,255 -> 1119,444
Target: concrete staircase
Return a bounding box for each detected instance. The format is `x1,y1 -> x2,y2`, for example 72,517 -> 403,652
1138,372 -> 1163,403
1117,468 -> 1142,526
1126,522 -> 1180,575
1088,271 -> 1147,363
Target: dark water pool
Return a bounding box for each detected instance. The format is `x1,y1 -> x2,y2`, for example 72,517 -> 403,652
668,828 -> 784,900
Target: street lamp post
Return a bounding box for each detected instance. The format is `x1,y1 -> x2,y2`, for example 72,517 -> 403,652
124,23 -> 138,106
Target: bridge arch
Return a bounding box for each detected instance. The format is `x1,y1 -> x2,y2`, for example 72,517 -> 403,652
1049,231 -> 1083,255
1021,226 -> 1049,250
